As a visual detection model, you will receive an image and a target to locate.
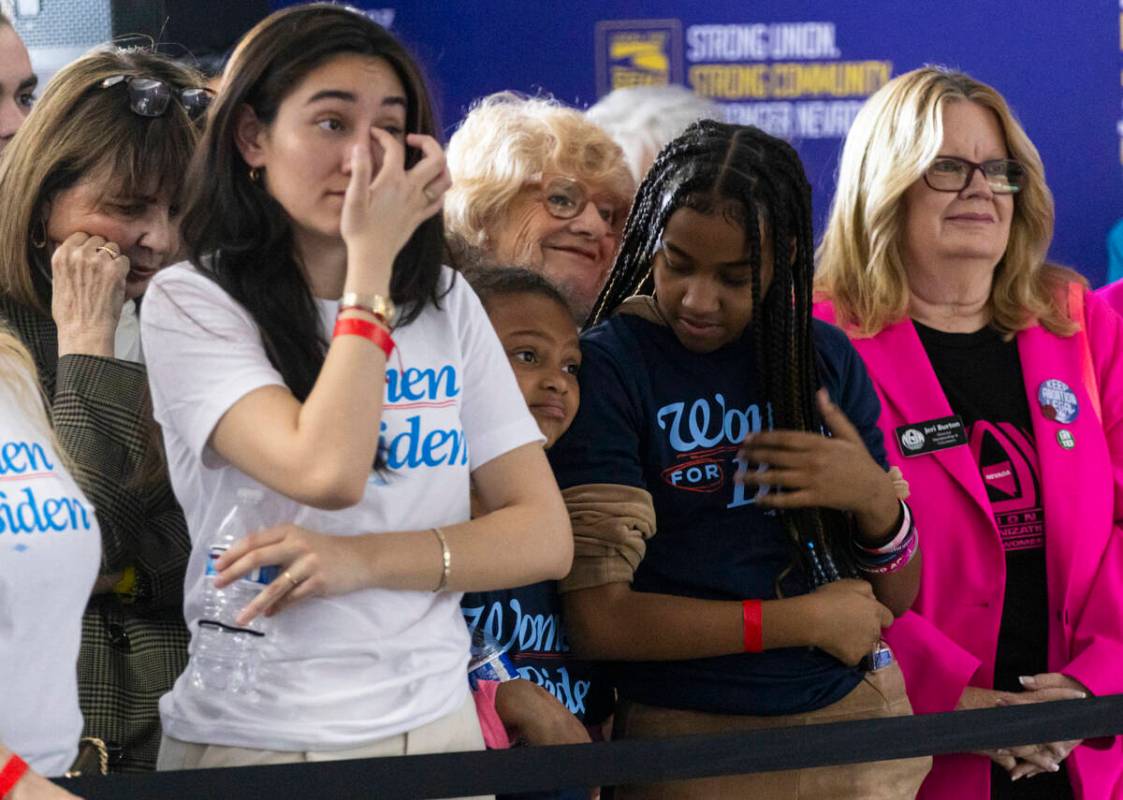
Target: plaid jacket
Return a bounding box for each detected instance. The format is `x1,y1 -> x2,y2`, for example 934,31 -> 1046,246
0,294 -> 190,773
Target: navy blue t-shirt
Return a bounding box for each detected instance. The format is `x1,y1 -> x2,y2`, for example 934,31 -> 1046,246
461,581 -> 613,726
548,311 -> 888,716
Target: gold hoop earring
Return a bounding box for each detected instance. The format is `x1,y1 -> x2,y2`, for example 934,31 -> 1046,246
30,220 -> 47,249
249,167 -> 262,184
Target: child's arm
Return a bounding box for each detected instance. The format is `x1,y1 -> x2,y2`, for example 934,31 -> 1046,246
564,578 -> 892,667
495,680 -> 591,746
738,391 -> 921,617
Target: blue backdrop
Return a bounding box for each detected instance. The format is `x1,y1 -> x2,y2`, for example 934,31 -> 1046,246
275,1 -> 1122,286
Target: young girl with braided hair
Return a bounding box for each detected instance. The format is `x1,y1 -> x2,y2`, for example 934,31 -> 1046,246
548,120 -> 930,798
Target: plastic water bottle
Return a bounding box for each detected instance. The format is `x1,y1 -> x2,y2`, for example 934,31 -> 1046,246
467,627 -> 518,689
190,488 -> 279,696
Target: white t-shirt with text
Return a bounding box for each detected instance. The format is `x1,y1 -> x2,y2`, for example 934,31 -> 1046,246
140,263 -> 543,751
0,367 -> 100,775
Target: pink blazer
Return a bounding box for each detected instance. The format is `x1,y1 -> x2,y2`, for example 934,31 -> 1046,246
815,288 -> 1123,800
1097,279 -> 1123,319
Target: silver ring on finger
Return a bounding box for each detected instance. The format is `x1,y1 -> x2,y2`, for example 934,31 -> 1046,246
283,570 -> 303,589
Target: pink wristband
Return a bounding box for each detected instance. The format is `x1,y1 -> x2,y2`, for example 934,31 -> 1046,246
857,528 -> 919,575
856,501 -> 912,555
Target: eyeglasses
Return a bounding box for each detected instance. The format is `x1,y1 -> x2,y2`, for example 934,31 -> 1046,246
533,176 -> 623,229
99,74 -> 213,121
922,156 -> 1025,194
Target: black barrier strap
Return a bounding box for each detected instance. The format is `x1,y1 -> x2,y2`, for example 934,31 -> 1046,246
59,695 -> 1123,799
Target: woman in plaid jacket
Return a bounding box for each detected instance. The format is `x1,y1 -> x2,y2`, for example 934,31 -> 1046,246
0,47 -> 207,772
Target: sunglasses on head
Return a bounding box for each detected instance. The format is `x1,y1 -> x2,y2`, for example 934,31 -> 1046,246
99,74 -> 213,120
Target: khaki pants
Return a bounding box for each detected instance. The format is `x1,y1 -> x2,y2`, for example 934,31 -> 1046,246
157,694 -> 490,800
613,661 -> 931,799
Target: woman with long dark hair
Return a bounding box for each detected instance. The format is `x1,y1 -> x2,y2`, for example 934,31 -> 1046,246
548,120 -> 929,797
141,4 -> 571,771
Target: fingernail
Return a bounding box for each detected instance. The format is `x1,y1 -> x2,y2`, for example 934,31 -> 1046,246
1049,763 -> 1060,772
1018,675 -> 1036,688
994,698 -> 1010,706
994,748 -> 1010,756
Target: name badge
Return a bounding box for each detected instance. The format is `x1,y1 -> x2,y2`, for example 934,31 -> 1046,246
894,415 -> 968,457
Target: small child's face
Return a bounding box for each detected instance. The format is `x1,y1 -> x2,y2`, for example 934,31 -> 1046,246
488,292 -> 581,448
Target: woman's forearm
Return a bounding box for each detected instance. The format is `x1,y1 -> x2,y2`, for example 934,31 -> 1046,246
210,309 -> 390,509
291,317 -> 388,484
356,491 -> 573,592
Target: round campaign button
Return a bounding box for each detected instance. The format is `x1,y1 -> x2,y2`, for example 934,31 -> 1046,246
1057,429 -> 1075,450
1037,379 -> 1079,424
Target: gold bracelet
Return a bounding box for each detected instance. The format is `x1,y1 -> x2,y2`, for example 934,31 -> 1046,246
432,527 -> 450,592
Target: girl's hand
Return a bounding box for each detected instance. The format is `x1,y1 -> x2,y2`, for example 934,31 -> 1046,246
340,129 -> 449,288
800,579 -> 893,666
737,390 -> 898,538
51,232 -> 129,357
494,679 -> 592,746
213,524 -> 373,625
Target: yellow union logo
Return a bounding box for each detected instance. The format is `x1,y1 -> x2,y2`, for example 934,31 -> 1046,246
596,19 -> 684,95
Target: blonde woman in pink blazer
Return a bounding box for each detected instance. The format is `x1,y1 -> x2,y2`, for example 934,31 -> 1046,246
815,66 -> 1123,800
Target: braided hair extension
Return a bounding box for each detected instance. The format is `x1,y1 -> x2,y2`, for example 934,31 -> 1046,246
589,120 -> 857,589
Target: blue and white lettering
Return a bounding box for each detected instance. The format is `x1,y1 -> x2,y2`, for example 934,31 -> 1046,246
0,440 -> 54,475
386,365 -> 461,403
380,365 -> 469,471
462,599 -> 589,715
657,395 -> 768,453
0,487 -> 93,534
519,665 -> 590,716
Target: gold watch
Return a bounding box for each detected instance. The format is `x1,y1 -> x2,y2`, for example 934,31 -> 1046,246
340,291 -> 397,326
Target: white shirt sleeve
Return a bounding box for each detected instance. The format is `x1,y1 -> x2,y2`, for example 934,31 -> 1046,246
447,274 -> 545,470
140,264 -> 285,463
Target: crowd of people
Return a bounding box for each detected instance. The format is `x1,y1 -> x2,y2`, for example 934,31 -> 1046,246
0,4 -> 1120,800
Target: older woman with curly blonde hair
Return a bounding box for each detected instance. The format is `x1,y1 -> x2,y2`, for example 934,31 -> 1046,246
445,92 -> 633,321
815,65 -> 1123,800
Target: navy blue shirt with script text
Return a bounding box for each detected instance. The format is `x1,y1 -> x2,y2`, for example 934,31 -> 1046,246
548,312 -> 888,716
461,581 -> 613,726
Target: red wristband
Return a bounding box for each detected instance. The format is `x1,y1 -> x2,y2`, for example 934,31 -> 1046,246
339,304 -> 392,328
742,599 -> 763,653
333,316 -> 394,358
0,753 -> 28,798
